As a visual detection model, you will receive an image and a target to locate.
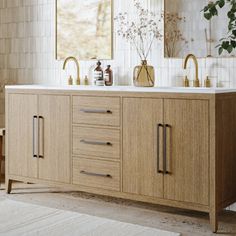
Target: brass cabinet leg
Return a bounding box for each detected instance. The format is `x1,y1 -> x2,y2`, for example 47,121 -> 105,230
210,210 -> 218,233
6,179 -> 12,194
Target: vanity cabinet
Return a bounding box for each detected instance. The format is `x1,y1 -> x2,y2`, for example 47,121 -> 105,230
123,98 -> 164,198
7,93 -> 71,184
8,94 -> 38,178
72,96 -> 121,191
38,95 -> 70,183
5,86 -> 236,233
163,99 -> 209,205
123,98 -> 209,205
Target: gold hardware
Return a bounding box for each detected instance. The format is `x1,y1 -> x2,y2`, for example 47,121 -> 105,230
63,56 -> 81,85
84,75 -> 89,85
68,75 -> 73,85
204,76 -> 211,88
184,76 -> 190,87
183,54 -> 200,87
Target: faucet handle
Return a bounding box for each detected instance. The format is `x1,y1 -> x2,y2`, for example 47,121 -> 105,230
193,79 -> 200,87
68,75 -> 73,85
184,76 -> 190,87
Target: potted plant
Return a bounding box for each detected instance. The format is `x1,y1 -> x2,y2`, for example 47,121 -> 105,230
203,0 -> 236,55
115,0 -> 163,87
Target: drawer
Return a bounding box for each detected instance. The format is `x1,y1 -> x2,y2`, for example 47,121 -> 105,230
73,126 -> 120,159
72,96 -> 120,126
73,158 -> 120,191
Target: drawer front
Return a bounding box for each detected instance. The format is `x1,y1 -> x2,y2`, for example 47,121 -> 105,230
73,126 -> 120,159
73,158 -> 120,191
73,96 -> 120,126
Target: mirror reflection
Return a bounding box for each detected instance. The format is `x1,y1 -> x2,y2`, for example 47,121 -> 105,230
56,0 -> 113,60
164,0 -> 236,58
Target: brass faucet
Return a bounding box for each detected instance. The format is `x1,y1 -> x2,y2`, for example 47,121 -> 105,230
183,54 -> 200,87
63,56 -> 80,85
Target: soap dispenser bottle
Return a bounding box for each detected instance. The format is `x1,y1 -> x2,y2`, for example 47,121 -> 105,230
104,65 -> 113,86
94,60 -> 104,86
84,75 -> 89,85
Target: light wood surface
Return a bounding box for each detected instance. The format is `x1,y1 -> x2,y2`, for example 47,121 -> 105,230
163,99 -> 209,206
5,88 -> 236,233
38,95 -> 71,183
123,98 -> 164,198
216,95 -> 236,209
8,94 -> 38,178
73,157 -> 120,191
73,126 -> 120,159
73,96 -> 120,127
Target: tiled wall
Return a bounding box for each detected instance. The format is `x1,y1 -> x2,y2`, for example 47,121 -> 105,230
0,0 -> 235,92
0,0 -> 235,210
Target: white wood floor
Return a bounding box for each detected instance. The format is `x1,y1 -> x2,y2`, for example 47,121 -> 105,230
0,182 -> 235,236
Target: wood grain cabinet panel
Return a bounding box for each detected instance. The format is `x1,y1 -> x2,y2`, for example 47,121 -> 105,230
123,98 -> 164,198
38,95 -> 71,183
163,99 -> 209,206
8,94 -> 38,178
123,98 -> 209,206
73,157 -> 120,191
73,96 -> 120,126
73,126 -> 120,159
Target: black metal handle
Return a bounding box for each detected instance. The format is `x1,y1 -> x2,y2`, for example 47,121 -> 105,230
157,124 -> 164,173
80,139 -> 112,146
164,124 -> 171,174
80,170 -> 112,178
80,109 -> 112,114
33,116 -> 38,158
38,116 -> 44,159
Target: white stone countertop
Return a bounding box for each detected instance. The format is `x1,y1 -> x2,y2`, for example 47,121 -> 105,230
5,85 -> 236,94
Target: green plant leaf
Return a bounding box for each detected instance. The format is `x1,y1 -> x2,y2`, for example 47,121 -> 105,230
231,40 -> 236,47
219,0 -> 225,8
222,41 -> 230,49
204,13 -> 212,20
227,44 -> 233,53
209,6 -> 218,16
219,47 -> 224,55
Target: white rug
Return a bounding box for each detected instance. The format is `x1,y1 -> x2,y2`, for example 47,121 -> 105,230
0,199 -> 180,236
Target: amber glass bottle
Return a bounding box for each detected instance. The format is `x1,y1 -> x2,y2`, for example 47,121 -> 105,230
94,60 -> 104,86
104,65 -> 113,86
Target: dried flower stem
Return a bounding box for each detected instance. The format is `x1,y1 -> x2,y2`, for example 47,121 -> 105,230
115,0 -> 163,61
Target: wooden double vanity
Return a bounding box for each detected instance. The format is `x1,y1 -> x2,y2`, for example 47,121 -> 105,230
5,85 -> 236,232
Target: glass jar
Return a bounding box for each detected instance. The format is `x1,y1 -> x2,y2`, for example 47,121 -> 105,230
133,60 -> 155,87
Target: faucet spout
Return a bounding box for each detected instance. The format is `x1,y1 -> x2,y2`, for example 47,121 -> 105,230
183,54 -> 200,87
63,56 -> 80,85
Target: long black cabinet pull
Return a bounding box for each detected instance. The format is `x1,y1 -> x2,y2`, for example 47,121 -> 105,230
80,108 -> 112,114
80,139 -> 112,146
80,170 -> 112,178
38,116 -> 44,159
157,124 -> 164,173
164,124 -> 171,174
33,116 -> 38,158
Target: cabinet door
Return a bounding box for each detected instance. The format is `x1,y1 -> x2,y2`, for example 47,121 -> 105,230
164,99 -> 209,205
8,94 -> 38,178
123,98 -> 164,198
38,95 -> 71,183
